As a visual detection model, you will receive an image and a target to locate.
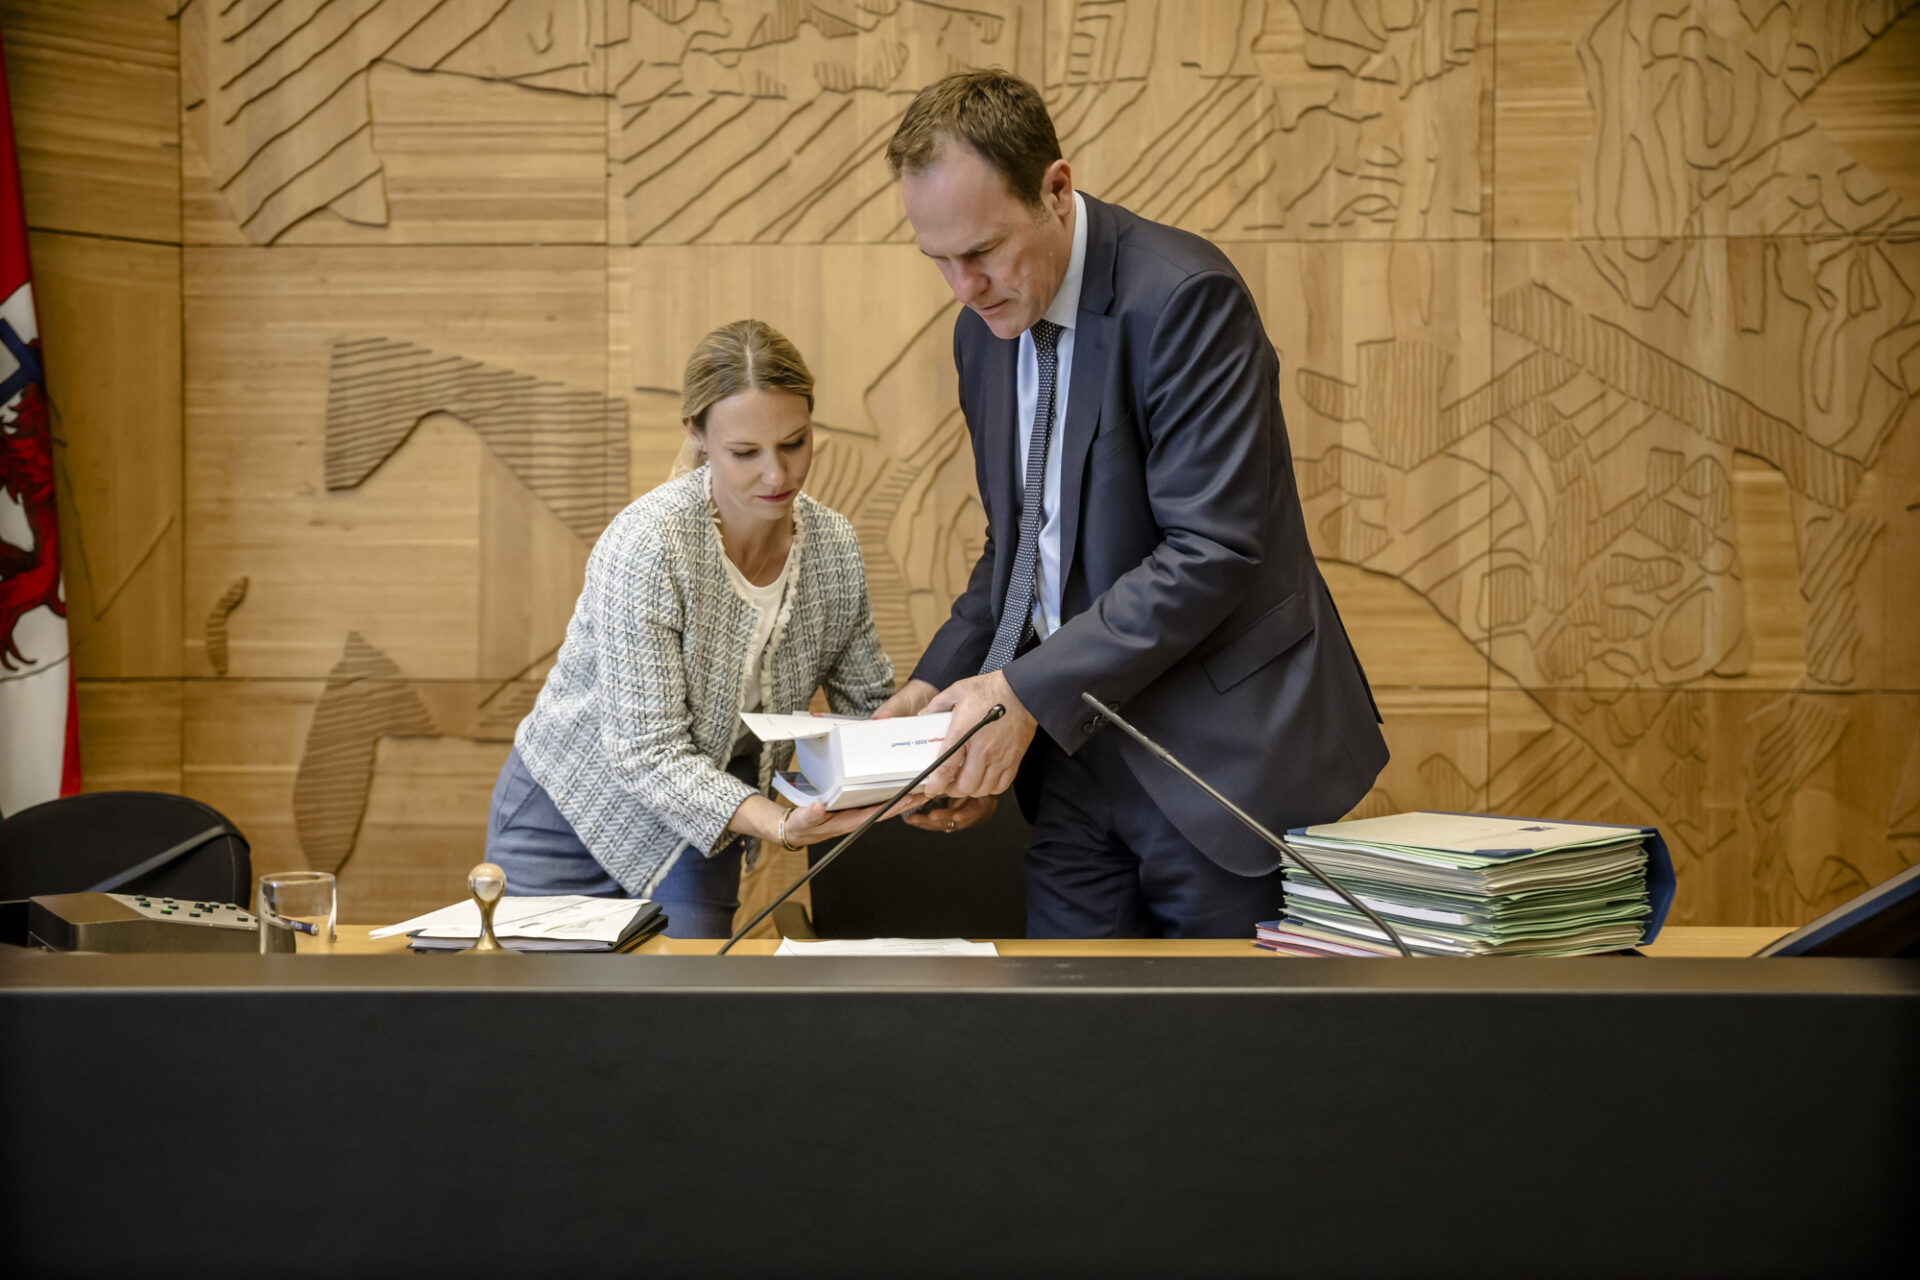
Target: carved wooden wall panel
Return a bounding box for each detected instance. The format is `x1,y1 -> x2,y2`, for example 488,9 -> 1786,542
2,0 -> 178,241
71,680 -> 185,795
1495,0 -> 1920,240
29,231 -> 182,679
181,244 -> 612,678
11,0 -> 1915,927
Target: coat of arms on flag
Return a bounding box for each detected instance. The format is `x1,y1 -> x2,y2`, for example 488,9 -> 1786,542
0,38 -> 81,818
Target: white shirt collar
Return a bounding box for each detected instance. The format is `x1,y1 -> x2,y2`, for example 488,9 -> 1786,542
1040,191 -> 1088,331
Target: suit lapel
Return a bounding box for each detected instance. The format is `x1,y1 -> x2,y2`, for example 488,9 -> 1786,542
1057,196 -> 1119,595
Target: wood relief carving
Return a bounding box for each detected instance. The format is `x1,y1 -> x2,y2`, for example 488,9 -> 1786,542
610,0 -> 1487,243
606,0 -> 1019,245
1498,688 -> 1919,922
803,302 -> 983,665
205,576 -> 247,676
324,337 -> 628,542
1068,0 -> 1484,239
806,426 -> 938,666
180,0 -> 599,244
291,630 -> 437,876
179,1 -> 1486,245
1577,0 -> 1920,248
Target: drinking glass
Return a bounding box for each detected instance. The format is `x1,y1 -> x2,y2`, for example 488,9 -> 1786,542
257,871 -> 337,954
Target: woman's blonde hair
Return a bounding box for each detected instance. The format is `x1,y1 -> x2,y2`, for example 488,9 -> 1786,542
672,319 -> 815,477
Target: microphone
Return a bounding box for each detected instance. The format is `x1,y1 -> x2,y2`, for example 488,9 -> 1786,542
716,703 -> 1008,955
1079,693 -> 1415,958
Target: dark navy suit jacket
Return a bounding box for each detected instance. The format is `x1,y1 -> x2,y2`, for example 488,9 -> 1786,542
913,194 -> 1388,875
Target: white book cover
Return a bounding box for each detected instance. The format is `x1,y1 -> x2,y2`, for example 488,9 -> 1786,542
745,711 -> 953,805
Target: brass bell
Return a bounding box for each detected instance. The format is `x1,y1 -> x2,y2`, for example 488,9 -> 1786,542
462,862 -> 514,955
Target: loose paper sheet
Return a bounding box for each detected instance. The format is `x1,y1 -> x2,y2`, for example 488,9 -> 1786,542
738,711 -> 861,742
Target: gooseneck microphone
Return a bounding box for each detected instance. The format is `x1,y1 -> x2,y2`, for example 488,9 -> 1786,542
1079,693 -> 1415,958
716,703 -> 1008,955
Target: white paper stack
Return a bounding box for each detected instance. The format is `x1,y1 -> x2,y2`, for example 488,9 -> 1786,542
741,711 -> 952,809
1258,812 -> 1659,957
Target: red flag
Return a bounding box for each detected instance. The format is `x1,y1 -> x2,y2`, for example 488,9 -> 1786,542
0,34 -> 81,816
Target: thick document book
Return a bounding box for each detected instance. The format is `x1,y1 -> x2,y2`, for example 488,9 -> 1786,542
743,711 -> 952,810
1261,812 -> 1676,957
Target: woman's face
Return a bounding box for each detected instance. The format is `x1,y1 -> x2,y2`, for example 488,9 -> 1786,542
692,386 -> 813,525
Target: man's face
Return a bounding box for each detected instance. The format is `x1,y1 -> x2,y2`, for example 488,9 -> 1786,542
900,143 -> 1075,341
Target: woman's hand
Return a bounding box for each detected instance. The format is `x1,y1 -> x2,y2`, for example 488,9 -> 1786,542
903,793 -> 997,834
778,792 -> 926,847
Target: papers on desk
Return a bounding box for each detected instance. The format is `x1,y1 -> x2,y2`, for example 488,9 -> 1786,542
371,896 -> 664,952
744,710 -> 952,810
774,938 -> 999,957
1257,811 -> 1675,957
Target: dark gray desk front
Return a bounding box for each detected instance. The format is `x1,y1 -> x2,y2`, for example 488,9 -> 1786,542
3,952 -> 1915,1278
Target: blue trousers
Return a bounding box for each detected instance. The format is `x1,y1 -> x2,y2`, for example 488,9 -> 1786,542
1024,732 -> 1284,939
484,747 -> 750,938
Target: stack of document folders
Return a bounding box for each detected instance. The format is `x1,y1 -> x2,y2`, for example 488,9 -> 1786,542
371,896 -> 666,952
1258,812 -> 1676,957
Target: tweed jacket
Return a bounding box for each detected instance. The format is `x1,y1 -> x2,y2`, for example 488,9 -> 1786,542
515,466 -> 895,895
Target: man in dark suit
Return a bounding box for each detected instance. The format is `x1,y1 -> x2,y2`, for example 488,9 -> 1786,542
877,70 -> 1386,938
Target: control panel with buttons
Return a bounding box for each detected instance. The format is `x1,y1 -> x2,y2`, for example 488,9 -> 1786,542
120,893 -> 253,924
26,892 -> 294,954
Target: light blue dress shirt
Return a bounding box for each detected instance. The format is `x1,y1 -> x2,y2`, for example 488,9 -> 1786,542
1016,190 -> 1089,640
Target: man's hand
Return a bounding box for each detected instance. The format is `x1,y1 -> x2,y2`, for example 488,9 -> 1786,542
902,793 -> 998,834
873,678 -> 938,720
923,670 -> 1037,798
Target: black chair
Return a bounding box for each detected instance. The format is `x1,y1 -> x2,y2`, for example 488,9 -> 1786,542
802,798 -> 1030,938
0,791 -> 253,905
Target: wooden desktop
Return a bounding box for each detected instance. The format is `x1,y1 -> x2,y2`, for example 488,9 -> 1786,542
327,923 -> 1793,956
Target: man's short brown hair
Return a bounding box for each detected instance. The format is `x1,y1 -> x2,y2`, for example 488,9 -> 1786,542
886,69 -> 1062,208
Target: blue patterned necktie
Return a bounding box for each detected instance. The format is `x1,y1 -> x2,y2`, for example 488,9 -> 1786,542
981,319 -> 1063,674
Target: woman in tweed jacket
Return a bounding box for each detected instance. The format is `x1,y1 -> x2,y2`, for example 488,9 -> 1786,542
486,320 -> 905,936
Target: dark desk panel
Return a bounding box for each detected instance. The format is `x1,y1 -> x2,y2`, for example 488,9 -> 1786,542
4,953 -> 1916,1278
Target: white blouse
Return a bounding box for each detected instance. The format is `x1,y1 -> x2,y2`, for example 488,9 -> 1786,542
722,545 -> 795,750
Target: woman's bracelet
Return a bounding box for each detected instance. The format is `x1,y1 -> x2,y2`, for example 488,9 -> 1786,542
777,815 -> 803,852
